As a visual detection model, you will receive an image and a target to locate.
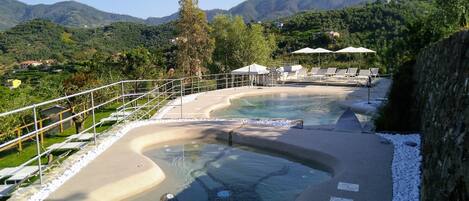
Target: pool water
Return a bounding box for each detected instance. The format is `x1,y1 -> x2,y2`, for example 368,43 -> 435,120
211,93 -> 349,126
129,141 -> 331,201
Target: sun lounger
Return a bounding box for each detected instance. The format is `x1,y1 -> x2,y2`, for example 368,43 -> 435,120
346,68 -> 358,77
110,111 -> 132,117
371,68 -> 379,77
0,166 -> 39,180
47,142 -> 86,151
356,69 -> 372,79
334,69 -> 347,79
325,68 -> 337,76
310,67 -> 320,75
312,68 -> 327,80
3,166 -> 42,184
67,133 -> 95,141
0,184 -> 15,197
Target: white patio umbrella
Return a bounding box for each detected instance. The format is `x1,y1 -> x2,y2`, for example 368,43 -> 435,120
335,46 -> 360,53
335,47 -> 376,68
292,47 -> 316,54
335,47 -> 361,68
311,48 -> 333,67
356,47 -> 376,53
231,63 -> 269,75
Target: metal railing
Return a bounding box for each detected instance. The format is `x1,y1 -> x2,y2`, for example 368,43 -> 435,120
0,73 -> 269,187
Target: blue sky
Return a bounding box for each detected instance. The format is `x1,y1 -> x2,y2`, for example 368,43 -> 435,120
19,0 -> 246,18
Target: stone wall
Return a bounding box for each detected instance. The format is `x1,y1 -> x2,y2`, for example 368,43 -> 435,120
413,31 -> 468,201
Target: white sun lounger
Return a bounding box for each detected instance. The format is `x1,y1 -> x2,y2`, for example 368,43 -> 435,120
312,68 -> 327,80
371,68 -> 379,77
0,166 -> 38,180
346,68 -> 358,77
110,111 -> 132,117
334,69 -> 347,79
0,184 -> 15,197
310,67 -> 320,75
47,142 -> 86,151
325,68 -> 337,76
4,166 -> 42,184
100,111 -> 134,123
67,133 -> 95,141
357,69 -> 372,79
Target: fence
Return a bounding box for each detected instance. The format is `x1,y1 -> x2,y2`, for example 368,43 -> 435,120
0,73 -> 272,186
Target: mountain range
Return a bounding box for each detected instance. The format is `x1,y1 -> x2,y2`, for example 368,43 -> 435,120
0,0 -> 374,30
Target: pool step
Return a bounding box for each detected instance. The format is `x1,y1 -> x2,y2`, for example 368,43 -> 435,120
334,109 -> 363,133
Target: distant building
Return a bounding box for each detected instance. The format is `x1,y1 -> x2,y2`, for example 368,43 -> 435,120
42,59 -> 56,66
5,79 -> 21,89
328,31 -> 341,38
19,60 -> 42,69
276,22 -> 284,28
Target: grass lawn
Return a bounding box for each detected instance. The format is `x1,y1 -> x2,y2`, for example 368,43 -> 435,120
0,97 -> 169,168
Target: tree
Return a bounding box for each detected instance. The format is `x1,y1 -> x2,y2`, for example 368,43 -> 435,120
210,15 -> 231,73
176,0 -> 214,77
211,15 -> 276,72
435,0 -> 469,30
119,47 -> 156,80
63,72 -> 100,134
0,86 -> 35,143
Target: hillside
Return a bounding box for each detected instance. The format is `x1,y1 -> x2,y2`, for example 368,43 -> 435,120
0,1 -> 433,70
0,19 -> 175,64
0,0 -> 375,30
230,0 -> 374,21
272,0 -> 435,68
0,0 -> 144,30
149,0 -> 375,25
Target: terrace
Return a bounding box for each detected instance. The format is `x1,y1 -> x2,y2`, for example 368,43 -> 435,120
0,72 -> 420,201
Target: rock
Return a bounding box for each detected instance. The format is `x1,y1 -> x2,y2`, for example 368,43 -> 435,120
412,30 -> 469,201
405,141 -> 418,147
290,120 -> 304,129
380,138 -> 392,145
160,193 -> 178,201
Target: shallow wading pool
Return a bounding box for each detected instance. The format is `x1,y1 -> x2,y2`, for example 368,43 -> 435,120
127,140 -> 332,201
211,93 -> 368,126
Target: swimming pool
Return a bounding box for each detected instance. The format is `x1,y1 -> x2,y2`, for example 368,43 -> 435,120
128,140 -> 331,201
211,93 -> 352,126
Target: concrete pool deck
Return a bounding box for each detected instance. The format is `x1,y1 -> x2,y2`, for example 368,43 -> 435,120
158,78 -> 391,120
46,121 -> 393,201
41,80 -> 395,201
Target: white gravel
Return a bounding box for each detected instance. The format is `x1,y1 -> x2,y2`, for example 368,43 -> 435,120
379,134 -> 422,201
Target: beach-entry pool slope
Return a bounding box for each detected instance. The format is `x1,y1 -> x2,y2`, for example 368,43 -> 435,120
129,141 -> 332,201
211,93 -> 348,126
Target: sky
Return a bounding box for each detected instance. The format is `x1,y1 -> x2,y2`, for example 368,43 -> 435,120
19,0 -> 246,18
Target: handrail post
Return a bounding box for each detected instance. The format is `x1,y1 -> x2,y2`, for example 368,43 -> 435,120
180,79 -> 183,119
191,78 -> 194,94
121,82 -> 126,122
121,82 -> 126,111
17,129 -> 22,151
33,106 -> 43,185
59,113 -> 64,133
225,75 -> 228,89
91,91 -> 97,145
39,120 -> 44,143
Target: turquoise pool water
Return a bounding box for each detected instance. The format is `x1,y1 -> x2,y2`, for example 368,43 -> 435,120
129,141 -> 331,201
211,93 -> 348,126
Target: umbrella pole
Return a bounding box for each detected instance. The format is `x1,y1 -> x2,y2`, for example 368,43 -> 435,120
318,53 -> 321,67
